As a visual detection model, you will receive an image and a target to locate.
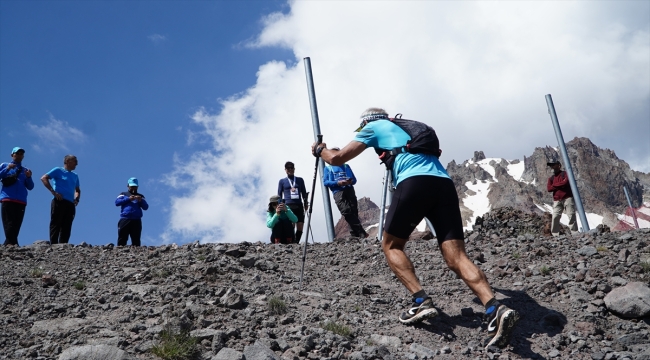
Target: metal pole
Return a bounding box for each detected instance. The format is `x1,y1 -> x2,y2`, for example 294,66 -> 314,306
623,186 -> 640,229
545,94 -> 590,232
303,57 -> 335,242
378,168 -> 389,242
424,218 -> 436,238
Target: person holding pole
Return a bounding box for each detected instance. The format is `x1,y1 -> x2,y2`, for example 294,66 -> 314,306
323,163 -> 368,238
277,161 -> 309,243
312,108 -> 519,349
546,158 -> 578,236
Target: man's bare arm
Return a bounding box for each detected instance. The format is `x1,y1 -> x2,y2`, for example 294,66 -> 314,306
317,141 -> 367,166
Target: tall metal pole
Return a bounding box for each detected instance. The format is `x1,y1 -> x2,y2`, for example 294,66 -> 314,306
378,169 -> 389,241
623,185 -> 640,229
545,94 -> 590,232
303,57 -> 335,242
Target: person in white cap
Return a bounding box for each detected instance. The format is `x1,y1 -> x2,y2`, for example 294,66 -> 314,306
0,147 -> 34,246
115,177 -> 149,246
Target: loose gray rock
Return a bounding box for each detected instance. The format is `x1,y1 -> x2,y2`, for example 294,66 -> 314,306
577,246 -> 598,257
604,282 -> 650,318
58,344 -> 133,360
243,343 -> 281,360
213,347 -> 243,360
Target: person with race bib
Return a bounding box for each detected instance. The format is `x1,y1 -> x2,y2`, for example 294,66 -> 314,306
277,161 -> 308,243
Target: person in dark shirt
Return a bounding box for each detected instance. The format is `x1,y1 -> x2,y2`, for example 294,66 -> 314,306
277,161 -> 308,243
115,177 -> 149,246
546,160 -> 578,236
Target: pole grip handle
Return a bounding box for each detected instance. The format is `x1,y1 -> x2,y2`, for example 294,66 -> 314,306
317,134 -> 323,144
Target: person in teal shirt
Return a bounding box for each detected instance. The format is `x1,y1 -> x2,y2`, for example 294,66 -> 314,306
41,155 -> 81,244
266,195 -> 298,244
311,107 -> 519,350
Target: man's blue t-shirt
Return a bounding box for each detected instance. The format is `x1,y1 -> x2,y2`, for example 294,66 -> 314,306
46,167 -> 80,202
353,120 -> 450,186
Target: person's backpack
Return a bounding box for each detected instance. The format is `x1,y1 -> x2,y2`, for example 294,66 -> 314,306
0,165 -> 22,187
374,114 -> 441,170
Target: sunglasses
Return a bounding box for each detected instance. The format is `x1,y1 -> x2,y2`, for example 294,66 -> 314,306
286,167 -> 295,170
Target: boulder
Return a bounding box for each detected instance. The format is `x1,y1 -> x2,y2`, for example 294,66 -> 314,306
604,282 -> 650,318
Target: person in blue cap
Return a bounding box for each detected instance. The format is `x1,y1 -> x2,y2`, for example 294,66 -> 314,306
0,147 -> 34,246
115,177 -> 149,246
41,154 -> 81,244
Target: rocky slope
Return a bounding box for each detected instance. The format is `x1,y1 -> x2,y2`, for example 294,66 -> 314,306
2,208 -> 650,360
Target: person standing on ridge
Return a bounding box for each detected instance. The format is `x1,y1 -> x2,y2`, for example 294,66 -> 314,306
0,147 -> 35,246
546,159 -> 578,236
115,177 -> 149,246
41,155 -> 81,244
311,107 -> 519,349
323,163 -> 368,238
277,161 -> 308,243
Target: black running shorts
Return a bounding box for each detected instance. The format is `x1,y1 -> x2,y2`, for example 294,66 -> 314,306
384,175 -> 464,243
287,203 -> 305,223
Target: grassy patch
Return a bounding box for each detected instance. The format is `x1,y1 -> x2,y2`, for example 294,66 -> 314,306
321,321 -> 352,337
512,252 -> 521,259
196,255 -> 206,262
153,269 -> 172,278
267,296 -> 287,315
641,260 -> 650,273
73,281 -> 85,290
354,305 -> 361,312
540,265 -> 551,276
596,246 -> 608,252
150,325 -> 199,360
29,268 -> 44,278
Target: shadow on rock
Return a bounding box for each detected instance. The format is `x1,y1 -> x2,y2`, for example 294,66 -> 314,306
495,287 -> 568,359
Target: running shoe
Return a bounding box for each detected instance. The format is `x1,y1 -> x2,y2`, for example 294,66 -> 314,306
398,297 -> 438,324
484,305 -> 520,349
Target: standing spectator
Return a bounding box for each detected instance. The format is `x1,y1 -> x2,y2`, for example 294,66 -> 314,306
41,155 -> 80,244
115,177 -> 149,246
312,107 -> 519,349
277,161 -> 308,243
546,159 -> 578,236
323,163 -> 368,238
0,147 -> 35,246
266,195 -> 298,244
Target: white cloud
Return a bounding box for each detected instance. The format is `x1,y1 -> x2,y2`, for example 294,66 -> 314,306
163,1 -> 650,244
27,114 -> 87,152
148,34 -> 167,44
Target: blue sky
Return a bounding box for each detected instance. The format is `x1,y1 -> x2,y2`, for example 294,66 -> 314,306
1,1 -> 648,246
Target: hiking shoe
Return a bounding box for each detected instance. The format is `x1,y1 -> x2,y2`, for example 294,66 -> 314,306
398,297 -> 438,324
484,305 -> 520,349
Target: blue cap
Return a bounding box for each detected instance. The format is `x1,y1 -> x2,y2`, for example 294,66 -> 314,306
11,147 -> 24,154
127,177 -> 139,187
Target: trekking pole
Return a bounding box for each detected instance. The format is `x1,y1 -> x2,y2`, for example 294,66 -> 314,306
299,135 -> 322,293
623,185 -> 640,229
378,168 -> 389,242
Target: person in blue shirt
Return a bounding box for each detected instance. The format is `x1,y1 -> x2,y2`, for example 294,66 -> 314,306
41,155 -> 81,244
266,195 -> 298,244
277,161 -> 308,243
323,163 -> 368,238
312,108 -> 519,350
115,177 -> 149,246
0,147 -> 35,246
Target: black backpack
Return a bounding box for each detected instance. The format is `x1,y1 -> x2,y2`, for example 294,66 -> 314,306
374,114 -> 441,169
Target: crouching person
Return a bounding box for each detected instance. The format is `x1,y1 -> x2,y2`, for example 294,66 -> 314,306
266,195 -> 297,244
115,177 -> 148,246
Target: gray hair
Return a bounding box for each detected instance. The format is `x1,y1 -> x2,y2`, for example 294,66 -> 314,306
63,154 -> 77,163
